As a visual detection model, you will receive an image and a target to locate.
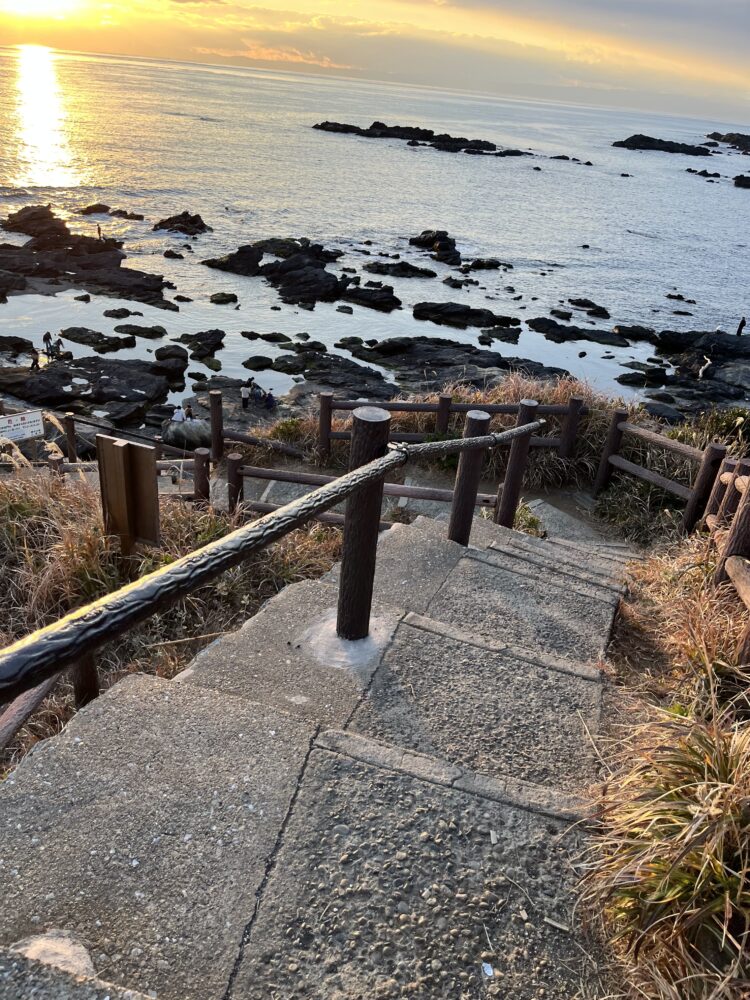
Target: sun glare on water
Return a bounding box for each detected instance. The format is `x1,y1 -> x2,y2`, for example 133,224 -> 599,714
0,0 -> 78,14
13,45 -> 79,188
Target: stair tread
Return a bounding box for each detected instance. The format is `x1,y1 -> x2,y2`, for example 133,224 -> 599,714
348,610 -> 602,791
229,742 -> 599,1000
0,674 -> 313,1000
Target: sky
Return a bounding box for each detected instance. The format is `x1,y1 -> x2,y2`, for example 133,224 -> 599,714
0,0 -> 748,119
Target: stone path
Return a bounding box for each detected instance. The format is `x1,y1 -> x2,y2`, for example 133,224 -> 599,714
0,503 -> 633,999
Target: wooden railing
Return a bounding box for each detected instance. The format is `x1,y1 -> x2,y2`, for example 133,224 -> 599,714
0,407 -> 544,749
317,392 -> 586,461
593,408 -> 727,532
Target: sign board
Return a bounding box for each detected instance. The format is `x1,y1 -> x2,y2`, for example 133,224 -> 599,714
0,410 -> 44,443
97,435 -> 160,554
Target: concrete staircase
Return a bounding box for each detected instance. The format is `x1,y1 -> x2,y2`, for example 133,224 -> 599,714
0,508 -> 633,1000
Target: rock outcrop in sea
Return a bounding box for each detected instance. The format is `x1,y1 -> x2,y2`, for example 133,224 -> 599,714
313,120 -> 530,157
613,134 -> 711,156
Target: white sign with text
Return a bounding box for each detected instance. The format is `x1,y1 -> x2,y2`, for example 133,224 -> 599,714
0,410 -> 45,443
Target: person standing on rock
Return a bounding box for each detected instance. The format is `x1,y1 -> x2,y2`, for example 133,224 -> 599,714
172,404 -> 186,424
29,347 -> 40,371
42,331 -> 53,357
53,335 -> 65,358
183,403 -> 194,421
738,317 -> 747,337
241,381 -> 252,410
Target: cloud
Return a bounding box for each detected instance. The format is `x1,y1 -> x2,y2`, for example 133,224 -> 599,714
195,41 -> 353,69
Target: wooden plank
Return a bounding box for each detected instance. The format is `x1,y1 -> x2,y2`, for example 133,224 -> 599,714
682,442 -> 727,532
126,440 -> 160,547
725,555 -> 750,609
608,454 -> 693,500
736,476 -> 749,494
238,465 -> 496,505
618,421 -> 703,461
0,673 -> 61,751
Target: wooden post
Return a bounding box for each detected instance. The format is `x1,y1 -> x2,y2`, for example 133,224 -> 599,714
682,442 -> 727,533
227,453 -> 243,514
194,447 -> 210,504
318,392 -> 333,462
702,457 -> 737,526
715,484 -> 750,584
559,395 -> 584,460
593,408 -> 628,496
447,410 -> 491,545
209,390 -> 224,463
70,654 -> 99,708
336,406 -> 391,641
716,457 -> 750,526
436,394 -> 452,435
48,454 -> 64,477
495,400 -> 538,529
64,412 -> 77,463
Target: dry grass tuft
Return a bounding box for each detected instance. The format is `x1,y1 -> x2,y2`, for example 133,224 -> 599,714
0,473 -> 341,772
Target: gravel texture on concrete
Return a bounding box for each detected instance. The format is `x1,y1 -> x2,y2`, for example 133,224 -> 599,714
427,556 -> 617,661
180,579 -> 403,725
0,674 -> 313,1000
349,616 -> 601,790
231,747 -> 603,1000
0,948 -> 149,1000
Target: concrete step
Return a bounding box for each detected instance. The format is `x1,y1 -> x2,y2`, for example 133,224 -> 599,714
0,946 -> 150,1000
179,578 -> 404,726
228,735 -> 603,1000
0,674 -> 314,1000
411,515 -> 625,593
349,611 -> 602,791
426,551 -> 619,662
526,498 -> 618,545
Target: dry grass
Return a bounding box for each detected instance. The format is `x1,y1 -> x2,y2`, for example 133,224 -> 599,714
589,534 -> 750,1000
0,472 -> 341,772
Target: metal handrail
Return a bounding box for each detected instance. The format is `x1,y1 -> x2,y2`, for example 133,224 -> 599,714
0,419 -> 544,704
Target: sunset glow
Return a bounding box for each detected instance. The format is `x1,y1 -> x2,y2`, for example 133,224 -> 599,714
0,0 -> 747,117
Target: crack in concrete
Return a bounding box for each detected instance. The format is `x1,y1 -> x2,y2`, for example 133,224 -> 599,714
221,723 -> 321,1000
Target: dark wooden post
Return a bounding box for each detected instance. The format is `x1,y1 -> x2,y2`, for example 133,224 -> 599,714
209,390 -> 224,463
447,410 -> 491,545
64,412 -> 77,463
194,448 -> 210,504
559,395 -> 584,460
336,406 -> 391,640
318,392 -> 333,462
436,394 -> 452,435
70,654 -> 99,708
593,407 -> 627,496
682,442 -> 727,533
717,457 -> 750,526
495,400 -> 538,529
49,454 -> 64,477
227,453 -> 243,514
715,482 -> 750,584
702,457 -> 737,526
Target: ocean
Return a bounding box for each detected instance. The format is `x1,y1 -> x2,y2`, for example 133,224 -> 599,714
1,44 -> 749,401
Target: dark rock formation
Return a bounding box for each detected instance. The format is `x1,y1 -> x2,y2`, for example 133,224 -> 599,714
151,344 -> 189,383
203,245 -> 264,276
527,317 -> 628,347
413,301 -> 519,329
363,260 -> 437,279
409,230 -> 461,266
210,292 -> 238,305
313,120 -> 516,157
177,328 -> 225,360
164,249 -> 183,260
0,335 -> 34,358
79,203 -> 111,215
707,131 -> 750,152
342,284 -> 402,312
272,350 -> 397,399
103,307 -> 142,319
61,326 -> 136,353
243,355 -> 274,371
613,135 -> 711,156
153,212 -> 211,236
0,357 -> 170,421
113,324 -> 167,340
0,206 -> 174,309
569,297 -> 610,319
734,176 -> 750,189
260,251 -> 345,307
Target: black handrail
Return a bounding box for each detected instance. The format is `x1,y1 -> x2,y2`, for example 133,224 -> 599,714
0,419 -> 543,705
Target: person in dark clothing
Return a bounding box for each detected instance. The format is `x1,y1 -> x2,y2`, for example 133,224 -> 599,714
183,403 -> 194,421
53,336 -> 65,358
738,316 -> 747,337
29,348 -> 40,371
264,391 -> 276,410
42,331 -> 53,357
